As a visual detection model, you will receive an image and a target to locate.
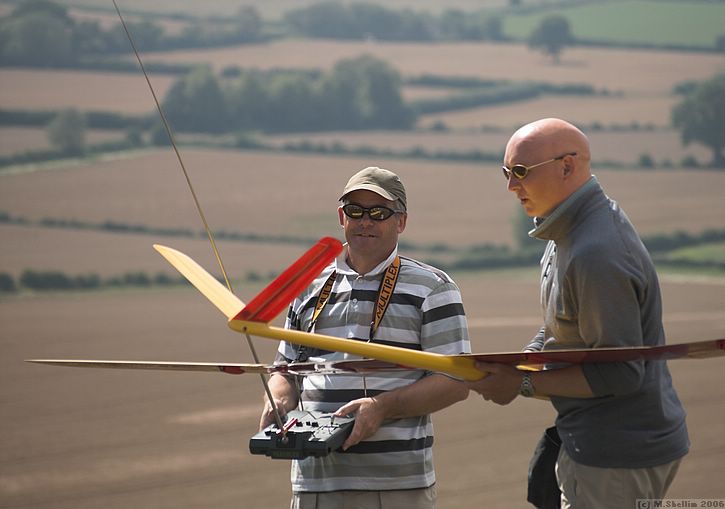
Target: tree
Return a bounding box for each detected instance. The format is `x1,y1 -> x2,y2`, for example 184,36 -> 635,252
265,74 -> 319,132
72,20 -> 109,55
235,6 -> 262,41
226,70 -> 271,131
46,109 -> 86,155
528,15 -> 574,63
106,20 -> 163,53
321,55 -> 414,130
672,73 -> 725,168
284,2 -> 354,39
0,11 -> 74,66
0,273 -> 17,293
11,0 -> 71,21
162,66 -> 227,133
716,34 -> 725,53
482,15 -> 504,41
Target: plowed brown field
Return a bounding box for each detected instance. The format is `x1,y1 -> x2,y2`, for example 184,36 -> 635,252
2,271 -> 723,508
142,40 -> 723,95
261,129 -> 712,165
0,69 -> 174,114
2,150 -> 724,264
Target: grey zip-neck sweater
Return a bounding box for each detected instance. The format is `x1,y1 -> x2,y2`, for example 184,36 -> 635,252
529,176 -> 689,468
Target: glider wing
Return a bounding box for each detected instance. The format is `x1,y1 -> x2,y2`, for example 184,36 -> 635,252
25,358 -> 415,376
156,240 -> 724,382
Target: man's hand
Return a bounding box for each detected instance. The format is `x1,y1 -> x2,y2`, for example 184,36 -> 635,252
259,397 -> 289,430
334,397 -> 388,450
466,362 -> 523,405
258,374 -> 298,431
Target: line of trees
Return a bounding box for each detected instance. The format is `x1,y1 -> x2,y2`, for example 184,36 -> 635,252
160,55 -> 414,134
1,71 -> 721,168
284,2 -> 504,42
0,270 -> 185,293
0,0 -> 263,67
4,0 -> 724,72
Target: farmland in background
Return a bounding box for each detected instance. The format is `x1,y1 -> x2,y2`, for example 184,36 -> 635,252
2,40 -> 721,168
52,0 -> 725,48
3,150 -> 725,267
503,0 -> 725,48
137,41 -> 722,92
2,1 -> 725,508
0,127 -> 126,155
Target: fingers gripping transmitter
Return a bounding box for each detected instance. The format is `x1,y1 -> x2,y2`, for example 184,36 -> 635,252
250,410 -> 355,459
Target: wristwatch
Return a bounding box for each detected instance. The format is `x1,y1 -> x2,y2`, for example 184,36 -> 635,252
519,373 -> 535,397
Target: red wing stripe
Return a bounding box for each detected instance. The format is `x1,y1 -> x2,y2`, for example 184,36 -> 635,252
234,237 -> 343,323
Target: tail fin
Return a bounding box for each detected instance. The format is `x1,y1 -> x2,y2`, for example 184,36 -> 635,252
233,236 -> 342,322
154,244 -> 245,319
154,237 -> 342,323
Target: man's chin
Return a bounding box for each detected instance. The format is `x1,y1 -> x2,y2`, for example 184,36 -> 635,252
350,237 -> 377,251
521,201 -> 537,217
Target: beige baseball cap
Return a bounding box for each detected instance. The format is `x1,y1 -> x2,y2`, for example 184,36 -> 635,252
339,167 -> 407,211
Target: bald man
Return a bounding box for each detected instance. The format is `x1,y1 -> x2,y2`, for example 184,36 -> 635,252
468,119 -> 689,508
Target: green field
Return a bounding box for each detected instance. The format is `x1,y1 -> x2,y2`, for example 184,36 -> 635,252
504,0 -> 725,48
665,241 -> 725,263
55,0 -> 725,48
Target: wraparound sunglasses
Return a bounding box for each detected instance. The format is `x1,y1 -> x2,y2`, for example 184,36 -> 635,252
502,152 -> 577,180
342,204 -> 403,221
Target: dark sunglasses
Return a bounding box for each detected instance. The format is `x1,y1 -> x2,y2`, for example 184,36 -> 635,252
342,203 -> 401,221
502,152 -> 577,181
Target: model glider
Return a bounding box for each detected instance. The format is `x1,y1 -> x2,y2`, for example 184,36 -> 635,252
28,238 -> 725,380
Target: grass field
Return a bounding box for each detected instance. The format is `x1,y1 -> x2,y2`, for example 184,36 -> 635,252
504,0 -> 725,48
665,242 -> 725,264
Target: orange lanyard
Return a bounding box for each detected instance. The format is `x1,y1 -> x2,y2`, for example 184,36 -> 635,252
307,256 -> 401,341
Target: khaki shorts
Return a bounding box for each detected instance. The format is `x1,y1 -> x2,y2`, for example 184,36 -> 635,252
291,485 -> 437,509
557,447 -> 682,509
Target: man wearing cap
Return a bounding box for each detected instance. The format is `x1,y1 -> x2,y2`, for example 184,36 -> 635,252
260,167 -> 470,509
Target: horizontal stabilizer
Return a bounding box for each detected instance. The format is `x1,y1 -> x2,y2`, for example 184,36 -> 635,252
154,244 -> 245,319
234,236 -> 342,323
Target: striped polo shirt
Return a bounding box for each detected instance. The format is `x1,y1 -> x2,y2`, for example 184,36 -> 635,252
277,245 -> 470,492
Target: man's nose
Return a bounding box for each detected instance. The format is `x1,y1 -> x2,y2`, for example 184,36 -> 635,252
359,213 -> 375,225
506,174 -> 520,191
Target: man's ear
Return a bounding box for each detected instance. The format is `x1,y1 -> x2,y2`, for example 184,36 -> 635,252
562,156 -> 574,177
338,206 -> 345,226
397,212 -> 407,234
